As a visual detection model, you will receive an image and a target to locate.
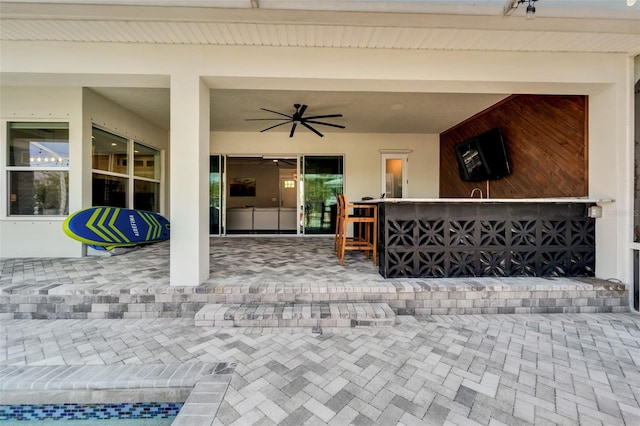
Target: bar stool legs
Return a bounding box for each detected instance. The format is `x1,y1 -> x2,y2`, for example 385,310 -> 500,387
335,194 -> 377,266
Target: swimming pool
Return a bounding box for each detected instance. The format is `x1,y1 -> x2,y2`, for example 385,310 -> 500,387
0,402 -> 182,424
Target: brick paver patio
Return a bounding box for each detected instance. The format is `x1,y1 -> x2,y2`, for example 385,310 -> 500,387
1,237 -> 639,425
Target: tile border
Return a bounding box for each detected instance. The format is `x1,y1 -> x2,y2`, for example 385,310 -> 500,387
0,362 -> 235,424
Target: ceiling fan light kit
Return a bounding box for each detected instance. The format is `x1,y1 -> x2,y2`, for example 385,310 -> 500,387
519,0 -> 537,19
504,0 -> 538,18
246,103 -> 345,138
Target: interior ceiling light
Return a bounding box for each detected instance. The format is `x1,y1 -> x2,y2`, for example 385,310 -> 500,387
628,0 -> 637,6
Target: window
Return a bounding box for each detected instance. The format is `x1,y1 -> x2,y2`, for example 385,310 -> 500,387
133,142 -> 160,212
134,142 -> 160,180
6,122 -> 69,216
93,174 -> 128,208
92,127 -> 161,212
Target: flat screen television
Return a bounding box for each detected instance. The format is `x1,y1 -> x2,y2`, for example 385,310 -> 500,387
454,127 -> 511,182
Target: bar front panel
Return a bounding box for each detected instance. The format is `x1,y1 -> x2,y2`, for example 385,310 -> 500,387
378,202 -> 595,278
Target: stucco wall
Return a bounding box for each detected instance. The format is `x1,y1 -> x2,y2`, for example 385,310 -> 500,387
0,86 -> 83,257
83,88 -> 169,215
0,86 -> 168,258
211,131 -> 440,201
0,41 -> 635,283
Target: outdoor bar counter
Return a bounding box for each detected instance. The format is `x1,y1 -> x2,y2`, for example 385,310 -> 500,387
368,197 -> 610,279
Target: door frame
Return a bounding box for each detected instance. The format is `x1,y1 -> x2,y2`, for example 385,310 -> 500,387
381,153 -> 409,198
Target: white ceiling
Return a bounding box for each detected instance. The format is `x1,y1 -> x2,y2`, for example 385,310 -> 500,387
2,1 -> 638,53
3,0 -> 639,134
3,0 -> 640,19
90,87 -> 509,134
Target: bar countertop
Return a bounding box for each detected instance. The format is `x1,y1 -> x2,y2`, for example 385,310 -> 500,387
363,197 -> 614,204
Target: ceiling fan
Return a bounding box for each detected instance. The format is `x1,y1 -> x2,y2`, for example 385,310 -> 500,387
246,103 -> 345,138
260,157 -> 296,167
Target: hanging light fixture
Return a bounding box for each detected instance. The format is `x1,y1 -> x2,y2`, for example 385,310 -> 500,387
519,0 -> 537,19
503,0 -> 539,18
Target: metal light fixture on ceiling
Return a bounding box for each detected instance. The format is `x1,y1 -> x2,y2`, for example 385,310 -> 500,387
503,0 -> 537,18
519,0 -> 537,19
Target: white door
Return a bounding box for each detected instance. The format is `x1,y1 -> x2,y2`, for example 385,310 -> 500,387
381,153 -> 408,198
279,176 -> 297,208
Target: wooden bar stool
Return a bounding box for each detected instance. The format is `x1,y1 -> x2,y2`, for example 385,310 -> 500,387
336,194 -> 377,266
334,194 -> 358,253
334,194 -> 361,254
334,194 -> 344,253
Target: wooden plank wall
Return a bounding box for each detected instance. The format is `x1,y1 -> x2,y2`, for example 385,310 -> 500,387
439,94 -> 588,198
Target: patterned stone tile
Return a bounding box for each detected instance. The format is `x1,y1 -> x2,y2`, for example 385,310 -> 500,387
1,238 -> 628,299
1,313 -> 639,424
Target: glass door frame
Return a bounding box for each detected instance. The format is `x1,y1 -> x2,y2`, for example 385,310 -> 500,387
300,154 -> 344,236
381,152 -> 408,198
211,154 -> 343,236
299,155 -> 304,235
209,154 -> 224,236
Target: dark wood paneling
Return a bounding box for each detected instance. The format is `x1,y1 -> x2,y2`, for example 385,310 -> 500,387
440,95 -> 588,198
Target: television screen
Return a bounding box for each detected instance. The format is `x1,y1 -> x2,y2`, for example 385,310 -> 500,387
454,127 -> 511,182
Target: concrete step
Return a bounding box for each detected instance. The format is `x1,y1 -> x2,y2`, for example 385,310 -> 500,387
194,302 -> 395,328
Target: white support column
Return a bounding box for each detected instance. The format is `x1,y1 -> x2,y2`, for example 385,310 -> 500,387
169,74 -> 210,286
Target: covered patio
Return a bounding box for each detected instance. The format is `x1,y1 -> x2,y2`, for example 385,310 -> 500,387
0,238 -> 628,323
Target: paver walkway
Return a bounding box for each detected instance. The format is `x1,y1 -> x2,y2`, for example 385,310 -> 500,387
2,313 -> 640,425
2,237 -> 639,424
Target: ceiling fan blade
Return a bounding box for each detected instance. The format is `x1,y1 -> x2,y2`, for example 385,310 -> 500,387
260,108 -> 292,119
298,104 -> 308,116
245,118 -> 290,121
303,113 -> 343,120
289,123 -> 297,138
305,120 -> 346,129
260,121 -> 291,132
302,122 -> 324,137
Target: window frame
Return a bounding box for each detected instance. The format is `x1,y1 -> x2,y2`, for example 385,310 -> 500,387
91,125 -> 162,213
380,152 -> 409,199
3,120 -> 71,219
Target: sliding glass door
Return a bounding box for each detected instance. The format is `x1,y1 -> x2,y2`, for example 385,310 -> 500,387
209,155 -> 224,235
209,154 -> 343,236
302,155 -> 344,235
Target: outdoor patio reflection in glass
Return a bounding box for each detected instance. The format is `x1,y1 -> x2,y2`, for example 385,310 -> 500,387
303,156 -> 343,235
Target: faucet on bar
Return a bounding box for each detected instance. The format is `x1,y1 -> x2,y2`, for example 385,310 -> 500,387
470,188 -> 484,199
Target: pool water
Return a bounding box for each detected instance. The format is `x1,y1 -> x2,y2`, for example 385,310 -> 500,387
0,402 -> 182,423
1,418 -> 175,425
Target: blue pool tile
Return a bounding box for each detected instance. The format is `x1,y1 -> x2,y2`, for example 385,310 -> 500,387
0,402 -> 183,421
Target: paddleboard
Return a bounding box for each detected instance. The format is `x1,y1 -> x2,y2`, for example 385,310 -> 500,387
63,207 -> 170,247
